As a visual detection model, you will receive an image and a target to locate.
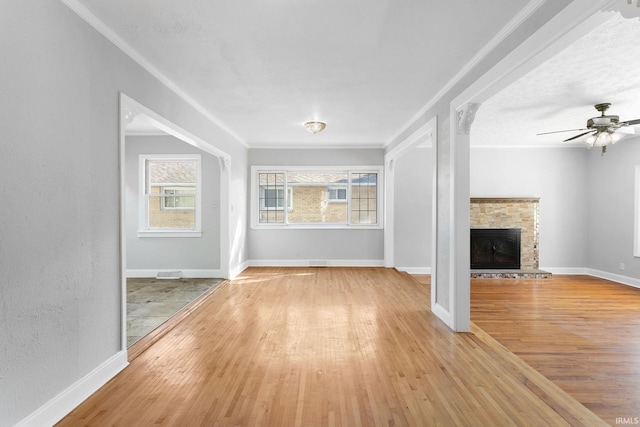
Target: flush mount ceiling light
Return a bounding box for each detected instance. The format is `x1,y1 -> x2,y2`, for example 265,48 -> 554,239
303,120 -> 326,134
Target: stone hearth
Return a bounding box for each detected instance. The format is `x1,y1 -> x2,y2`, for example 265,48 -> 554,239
470,269 -> 551,279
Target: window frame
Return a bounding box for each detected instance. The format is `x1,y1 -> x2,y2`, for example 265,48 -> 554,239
251,165 -> 383,229
138,154 -> 202,237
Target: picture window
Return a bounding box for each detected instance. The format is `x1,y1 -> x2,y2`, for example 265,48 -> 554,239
252,167 -> 382,228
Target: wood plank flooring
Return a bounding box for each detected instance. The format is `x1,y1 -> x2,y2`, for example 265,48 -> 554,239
58,268 -> 606,426
468,274 -> 640,426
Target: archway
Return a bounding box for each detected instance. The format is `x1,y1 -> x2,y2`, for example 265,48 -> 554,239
118,93 -> 231,351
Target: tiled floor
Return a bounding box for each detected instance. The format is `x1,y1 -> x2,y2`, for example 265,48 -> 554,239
127,277 -> 221,347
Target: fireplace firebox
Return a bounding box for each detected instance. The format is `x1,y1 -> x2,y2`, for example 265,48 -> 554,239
470,228 -> 521,269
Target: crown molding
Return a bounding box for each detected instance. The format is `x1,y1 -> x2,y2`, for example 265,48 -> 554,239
59,0 -> 247,147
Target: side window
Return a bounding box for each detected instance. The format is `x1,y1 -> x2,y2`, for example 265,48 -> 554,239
139,155 -> 201,235
350,172 -> 378,224
258,172 -> 286,224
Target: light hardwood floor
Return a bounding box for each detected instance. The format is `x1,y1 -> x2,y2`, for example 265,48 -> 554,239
468,274 -> 640,426
58,268 -> 607,426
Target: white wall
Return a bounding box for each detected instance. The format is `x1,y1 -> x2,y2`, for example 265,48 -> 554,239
393,147 -> 433,271
0,1 -> 247,425
587,138 -> 640,280
470,147 -> 589,270
391,144 -> 594,273
247,149 -> 384,264
125,135 -> 221,274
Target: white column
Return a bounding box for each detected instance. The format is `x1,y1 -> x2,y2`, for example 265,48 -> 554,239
434,103 -> 478,332
383,158 -> 395,268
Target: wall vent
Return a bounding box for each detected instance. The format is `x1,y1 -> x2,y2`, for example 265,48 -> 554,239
309,260 -> 328,267
156,270 -> 183,279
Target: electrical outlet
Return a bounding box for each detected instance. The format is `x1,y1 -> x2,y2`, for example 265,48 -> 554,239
620,263 -> 625,271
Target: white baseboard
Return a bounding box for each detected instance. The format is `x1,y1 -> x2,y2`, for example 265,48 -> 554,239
431,302 -> 451,327
229,260 -> 250,279
587,268 -> 640,289
247,259 -> 385,267
541,267 -> 589,275
15,351 -> 128,427
541,267 -> 640,289
126,269 -> 223,278
398,267 -> 432,275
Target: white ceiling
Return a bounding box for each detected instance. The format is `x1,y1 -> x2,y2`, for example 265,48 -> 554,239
74,1 -> 640,150
77,0 -> 530,147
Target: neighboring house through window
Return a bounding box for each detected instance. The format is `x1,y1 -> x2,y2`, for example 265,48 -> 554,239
139,154 -> 202,237
252,166 -> 382,228
327,187 -> 347,202
161,187 -> 196,210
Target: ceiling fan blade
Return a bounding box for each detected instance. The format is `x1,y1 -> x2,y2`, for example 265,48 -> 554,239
621,118 -> 640,126
537,128 -> 588,136
563,130 -> 594,142
616,127 -> 637,135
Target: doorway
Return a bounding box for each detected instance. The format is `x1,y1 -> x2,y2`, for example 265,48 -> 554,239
119,93 -> 231,351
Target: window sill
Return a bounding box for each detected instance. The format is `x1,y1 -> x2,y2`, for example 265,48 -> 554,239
137,230 -> 202,238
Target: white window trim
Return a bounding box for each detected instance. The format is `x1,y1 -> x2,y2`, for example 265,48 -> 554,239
251,165 -> 383,229
138,154 -> 202,237
635,166 -> 640,257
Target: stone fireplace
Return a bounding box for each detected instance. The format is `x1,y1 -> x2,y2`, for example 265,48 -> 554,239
470,198 -> 550,278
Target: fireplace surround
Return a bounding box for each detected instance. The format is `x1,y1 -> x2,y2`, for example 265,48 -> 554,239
469,197 -> 540,269
469,198 -> 548,278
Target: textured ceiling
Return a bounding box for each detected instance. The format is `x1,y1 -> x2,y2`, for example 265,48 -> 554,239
473,11 -> 640,149
76,0 -> 530,147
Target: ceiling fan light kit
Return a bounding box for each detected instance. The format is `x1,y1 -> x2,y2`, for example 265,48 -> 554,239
538,102 -> 640,155
584,130 -> 623,147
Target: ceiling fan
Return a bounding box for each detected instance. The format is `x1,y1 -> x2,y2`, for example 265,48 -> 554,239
537,103 -> 640,154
